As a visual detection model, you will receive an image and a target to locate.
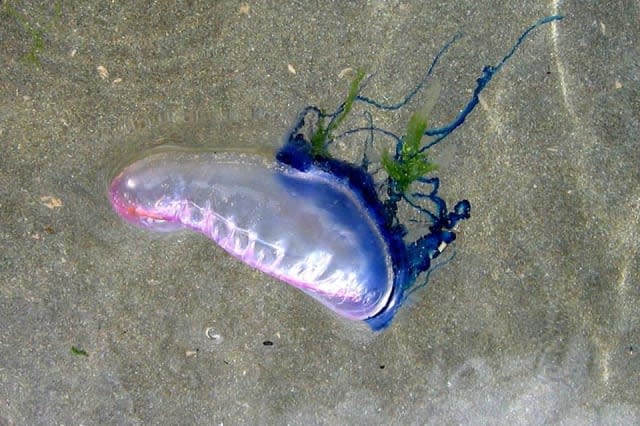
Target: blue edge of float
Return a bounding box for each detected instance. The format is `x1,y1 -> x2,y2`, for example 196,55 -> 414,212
276,15 -> 563,331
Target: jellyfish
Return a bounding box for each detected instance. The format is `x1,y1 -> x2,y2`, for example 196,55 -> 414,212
109,16 -> 563,330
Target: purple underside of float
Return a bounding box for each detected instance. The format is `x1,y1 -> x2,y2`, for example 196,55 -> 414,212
109,150 -> 397,321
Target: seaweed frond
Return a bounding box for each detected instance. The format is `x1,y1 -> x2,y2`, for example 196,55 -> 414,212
382,83 -> 441,194
310,70 -> 367,157
2,2 -> 48,66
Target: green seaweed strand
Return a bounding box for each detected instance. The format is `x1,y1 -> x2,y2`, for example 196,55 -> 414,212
3,2 -> 44,65
310,70 -> 367,157
382,83 -> 441,194
71,346 -> 89,357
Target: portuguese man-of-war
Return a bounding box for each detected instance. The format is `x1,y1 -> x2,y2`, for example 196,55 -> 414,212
109,16 -> 563,331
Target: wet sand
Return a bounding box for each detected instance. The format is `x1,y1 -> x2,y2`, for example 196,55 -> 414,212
1,1 -> 638,423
